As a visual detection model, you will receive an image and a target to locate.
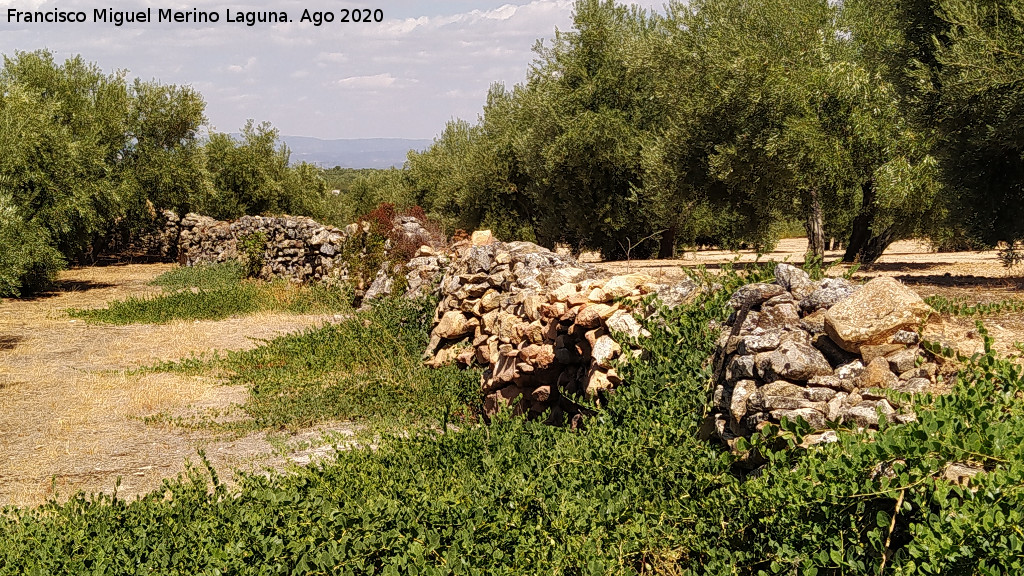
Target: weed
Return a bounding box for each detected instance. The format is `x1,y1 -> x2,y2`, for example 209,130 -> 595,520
149,261 -> 247,292
924,295 -> 1024,317
68,263 -> 351,325
10,266 -> 1024,575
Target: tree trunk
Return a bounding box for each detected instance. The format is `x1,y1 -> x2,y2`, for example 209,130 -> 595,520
843,180 -> 876,263
658,225 -> 677,259
843,179 -> 896,265
805,187 -> 825,260
858,225 -> 897,265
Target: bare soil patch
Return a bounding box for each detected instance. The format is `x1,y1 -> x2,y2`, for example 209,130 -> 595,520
0,263 -> 351,507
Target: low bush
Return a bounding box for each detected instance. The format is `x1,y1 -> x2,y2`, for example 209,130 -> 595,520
0,197 -> 64,297
7,267 -> 1024,574
924,295 -> 1024,317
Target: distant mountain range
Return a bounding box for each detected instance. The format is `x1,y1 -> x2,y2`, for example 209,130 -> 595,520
280,136 -> 433,169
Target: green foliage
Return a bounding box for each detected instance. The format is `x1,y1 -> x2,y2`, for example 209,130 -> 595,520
149,260 -> 247,292
0,193 -> 63,297
68,264 -> 349,324
8,267 -> 1024,573
238,231 -> 269,278
217,295 -> 478,430
924,295 -> 1024,317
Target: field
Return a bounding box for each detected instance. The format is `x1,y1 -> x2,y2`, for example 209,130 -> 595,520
0,263 -> 354,506
0,240 -> 1021,508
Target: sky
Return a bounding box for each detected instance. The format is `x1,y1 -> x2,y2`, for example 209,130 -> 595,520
0,1 -> 663,140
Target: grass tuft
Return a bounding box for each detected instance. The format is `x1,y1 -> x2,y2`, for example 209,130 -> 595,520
151,294 -> 481,432
68,262 -> 351,325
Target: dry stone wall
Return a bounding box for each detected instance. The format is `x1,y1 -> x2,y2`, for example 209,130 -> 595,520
419,233 -> 698,424
151,211 -> 441,301
710,265 -> 957,450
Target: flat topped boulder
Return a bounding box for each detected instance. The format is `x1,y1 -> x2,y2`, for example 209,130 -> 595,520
824,276 -> 933,353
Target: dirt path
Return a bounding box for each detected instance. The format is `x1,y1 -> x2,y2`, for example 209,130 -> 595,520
0,264 -> 351,507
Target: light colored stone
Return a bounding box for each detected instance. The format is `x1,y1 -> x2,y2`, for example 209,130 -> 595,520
729,379 -> 756,423
471,230 -> 494,246
480,289 -> 502,312
591,335 -> 621,369
859,357 -> 899,389
585,369 -> 613,398
435,311 -> 473,340
861,343 -> 906,365
892,377 -> 931,395
520,344 -> 556,368
774,263 -> 815,299
762,333 -> 833,382
824,277 -> 933,353
588,288 -> 610,303
800,277 -> 857,313
729,283 -> 787,310
886,347 -> 921,374
605,310 -> 646,339
550,283 -> 580,303
771,408 -> 826,429
575,303 -> 618,329
547,267 -> 588,287
603,273 -> 655,298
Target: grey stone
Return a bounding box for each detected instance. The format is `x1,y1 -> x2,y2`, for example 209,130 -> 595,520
729,283 -> 787,310
761,333 -> 833,382
727,355 -> 757,381
800,277 -> 857,313
737,330 -> 782,354
774,263 -> 815,300
892,377 -> 931,395
891,330 -> 920,345
887,347 -> 921,374
771,408 -> 826,429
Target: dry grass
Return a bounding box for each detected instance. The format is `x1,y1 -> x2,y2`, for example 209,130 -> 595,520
0,263 -> 352,507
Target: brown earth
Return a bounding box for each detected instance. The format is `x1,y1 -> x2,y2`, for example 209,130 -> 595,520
1,240 -> 1022,508
0,263 -> 354,507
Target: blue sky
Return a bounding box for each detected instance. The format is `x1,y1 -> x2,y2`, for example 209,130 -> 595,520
0,1 -> 663,139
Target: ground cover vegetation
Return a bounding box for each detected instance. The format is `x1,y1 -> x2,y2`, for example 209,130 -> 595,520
68,262 -> 350,324
342,0 -> 1024,263
141,293 -> 480,433
3,267 -> 1024,574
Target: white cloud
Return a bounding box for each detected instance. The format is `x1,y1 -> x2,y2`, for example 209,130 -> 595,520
227,57 -> 257,73
334,73 -> 397,89
0,0 -> 665,138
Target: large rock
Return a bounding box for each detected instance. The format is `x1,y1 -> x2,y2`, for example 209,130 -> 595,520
434,311 -> 473,340
774,263 -> 815,300
729,283 -> 786,310
824,277 -> 933,353
800,278 -> 857,313
760,332 -> 833,382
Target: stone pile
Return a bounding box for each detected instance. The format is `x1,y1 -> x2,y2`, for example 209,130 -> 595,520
709,265 -> 954,449
421,232 -> 698,422
166,212 -> 441,290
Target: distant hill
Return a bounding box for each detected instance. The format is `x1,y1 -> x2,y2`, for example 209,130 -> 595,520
280,136 -> 433,169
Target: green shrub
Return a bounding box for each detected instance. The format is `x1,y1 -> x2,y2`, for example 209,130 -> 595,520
0,198 -> 64,297
149,261 -> 247,292
153,294 -> 479,431
9,266 -> 1024,574
237,231 -> 268,278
